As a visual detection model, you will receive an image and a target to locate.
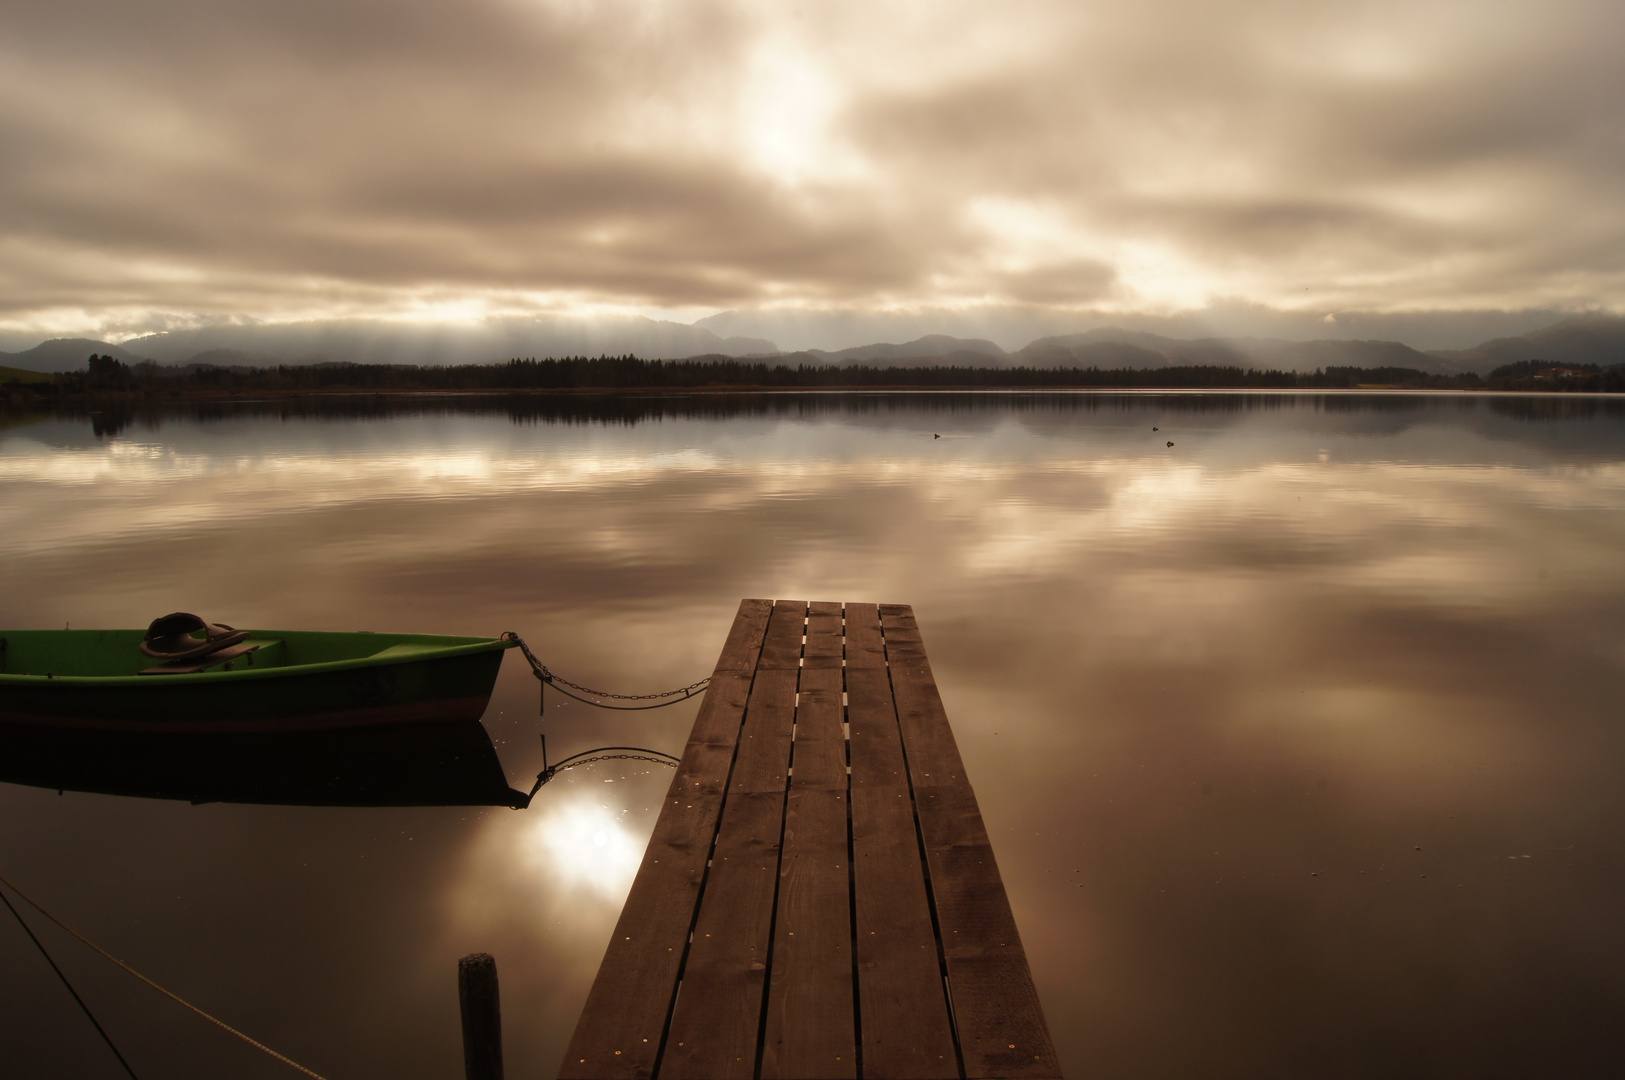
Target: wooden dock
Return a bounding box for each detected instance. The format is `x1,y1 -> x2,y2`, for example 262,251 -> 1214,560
559,600 -> 1060,1080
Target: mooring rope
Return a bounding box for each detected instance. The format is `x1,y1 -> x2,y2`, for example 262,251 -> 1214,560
503,632 -> 710,711
0,884 -> 142,1079
0,873 -> 330,1080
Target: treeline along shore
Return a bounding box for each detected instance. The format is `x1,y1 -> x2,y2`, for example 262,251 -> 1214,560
5,353 -> 1624,403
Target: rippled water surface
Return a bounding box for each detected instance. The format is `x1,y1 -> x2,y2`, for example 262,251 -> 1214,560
3,393 -> 1624,1079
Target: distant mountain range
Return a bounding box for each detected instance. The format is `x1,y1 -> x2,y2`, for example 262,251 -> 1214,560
1,337 -> 159,374
1013,329 -> 1475,375
1425,315 -> 1625,372
4,314 -> 1623,377
0,316 -> 776,374
793,334 -> 1009,368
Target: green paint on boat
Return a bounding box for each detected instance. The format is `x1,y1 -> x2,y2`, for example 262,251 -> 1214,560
0,630 -> 516,732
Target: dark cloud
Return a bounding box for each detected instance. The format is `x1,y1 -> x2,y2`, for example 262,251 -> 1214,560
0,0 -> 1621,340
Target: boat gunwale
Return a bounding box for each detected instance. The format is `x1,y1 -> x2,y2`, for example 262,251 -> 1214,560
0,632 -> 516,686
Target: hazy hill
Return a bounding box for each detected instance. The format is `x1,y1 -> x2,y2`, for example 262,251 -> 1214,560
0,318 -> 774,374
1,364 -> 54,384
1019,340 -> 1172,369
182,347 -> 286,369
1237,336 -> 1465,374
1427,314 -> 1625,370
3,314 -> 1619,378
0,337 -> 155,373
807,334 -> 1009,365
1018,328 -> 1461,373
1022,329 -> 1246,368
119,316 -> 778,367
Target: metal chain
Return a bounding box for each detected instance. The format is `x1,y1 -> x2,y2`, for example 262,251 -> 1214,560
527,745 -> 682,798
502,632 -> 710,709
552,752 -> 680,772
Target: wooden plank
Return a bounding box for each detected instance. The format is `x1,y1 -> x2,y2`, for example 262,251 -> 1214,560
660,789 -> 787,1080
880,605 -> 1061,1080
843,601 -> 886,671
558,600 -> 772,1080
660,602 -> 803,1079
847,603 -> 959,1080
758,599 -> 809,671
760,618 -> 856,1079
801,600 -> 845,670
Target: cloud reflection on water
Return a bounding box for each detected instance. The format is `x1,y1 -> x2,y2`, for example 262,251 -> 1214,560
5,424 -> 1622,624
3,395 -> 1624,1078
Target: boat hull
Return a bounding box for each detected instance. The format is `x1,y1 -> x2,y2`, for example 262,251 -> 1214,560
0,720 -> 530,807
0,630 -> 513,733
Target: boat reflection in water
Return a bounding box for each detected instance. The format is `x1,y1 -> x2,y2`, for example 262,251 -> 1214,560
0,619 -> 532,807
0,720 -> 532,807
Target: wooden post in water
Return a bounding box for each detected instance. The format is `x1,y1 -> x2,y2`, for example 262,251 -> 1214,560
458,952 -> 504,1080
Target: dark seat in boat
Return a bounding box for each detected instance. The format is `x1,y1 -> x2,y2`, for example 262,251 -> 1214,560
138,613 -> 254,675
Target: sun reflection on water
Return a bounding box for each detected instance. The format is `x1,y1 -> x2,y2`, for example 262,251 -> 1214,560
447,787 -> 654,961
525,798 -> 643,900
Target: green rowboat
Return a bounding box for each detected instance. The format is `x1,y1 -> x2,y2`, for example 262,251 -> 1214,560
0,622 -> 516,733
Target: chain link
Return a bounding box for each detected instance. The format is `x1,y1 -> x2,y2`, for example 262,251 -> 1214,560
502,632 -> 710,708
527,745 -> 682,797
552,752 -> 679,772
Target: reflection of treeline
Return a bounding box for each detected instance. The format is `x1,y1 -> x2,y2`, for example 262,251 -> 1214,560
1303,366 -> 1472,389
1485,395 -> 1625,422
62,388 -> 1625,441
62,390 -> 1314,437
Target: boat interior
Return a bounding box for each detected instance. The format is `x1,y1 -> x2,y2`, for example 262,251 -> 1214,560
0,630 -> 504,678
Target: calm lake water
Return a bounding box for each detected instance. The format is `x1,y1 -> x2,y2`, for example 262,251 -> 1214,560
3,392 -> 1624,1079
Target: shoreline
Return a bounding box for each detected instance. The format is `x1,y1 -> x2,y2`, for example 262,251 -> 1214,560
8,384 -> 1625,406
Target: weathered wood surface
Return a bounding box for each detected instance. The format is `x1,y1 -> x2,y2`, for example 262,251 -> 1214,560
881,606 -> 1062,1080
459,952 -> 505,1080
560,600 -> 1059,1080
847,603 -> 958,1079
761,601 -> 855,1079
558,599 -> 772,1080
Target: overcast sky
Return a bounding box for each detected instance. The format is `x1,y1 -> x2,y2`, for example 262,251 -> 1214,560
2,0 -> 1622,350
